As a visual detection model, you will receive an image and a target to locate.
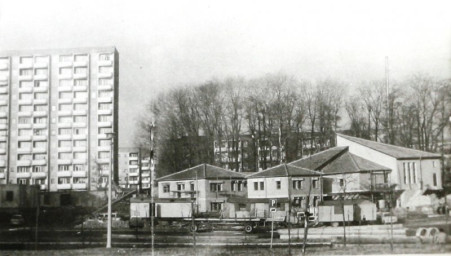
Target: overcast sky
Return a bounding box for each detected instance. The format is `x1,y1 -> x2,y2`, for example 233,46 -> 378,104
0,0 -> 450,147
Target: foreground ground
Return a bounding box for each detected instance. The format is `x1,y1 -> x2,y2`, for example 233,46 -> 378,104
1,244 -> 450,256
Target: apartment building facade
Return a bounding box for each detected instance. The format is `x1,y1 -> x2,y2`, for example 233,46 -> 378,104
118,147 -> 153,190
0,47 -> 118,192
213,132 -> 331,172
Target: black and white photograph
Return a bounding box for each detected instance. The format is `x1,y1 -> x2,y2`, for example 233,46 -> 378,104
0,0 -> 450,255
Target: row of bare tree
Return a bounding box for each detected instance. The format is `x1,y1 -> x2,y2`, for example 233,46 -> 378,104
135,73 -> 450,177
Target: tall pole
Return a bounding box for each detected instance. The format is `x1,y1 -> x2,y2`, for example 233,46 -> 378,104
106,133 -> 114,248
149,124 -> 155,256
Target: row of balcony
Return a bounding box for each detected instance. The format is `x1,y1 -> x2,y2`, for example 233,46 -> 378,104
57,146 -> 87,153
16,171 -> 47,179
56,159 -> 87,165
58,60 -> 88,68
17,159 -> 47,166
57,183 -> 87,190
128,171 -> 151,177
18,62 -> 49,69
17,135 -> 47,141
17,123 -> 47,129
17,147 -> 47,154
18,98 -> 48,105
59,59 -> 113,68
19,74 -> 49,81
58,85 -> 88,92
57,170 -> 87,178
18,110 -> 48,117
18,86 -> 48,93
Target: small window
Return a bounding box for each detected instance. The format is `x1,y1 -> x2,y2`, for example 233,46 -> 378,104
433,173 -> 437,187
339,179 -> 344,187
312,178 -> 319,189
276,180 -> 281,189
254,181 -> 258,191
163,184 -> 170,193
259,181 -> 264,190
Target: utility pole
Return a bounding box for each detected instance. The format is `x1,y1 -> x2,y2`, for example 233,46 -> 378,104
106,132 -> 114,248
149,123 -> 155,256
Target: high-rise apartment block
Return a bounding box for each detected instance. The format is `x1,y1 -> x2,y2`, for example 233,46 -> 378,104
0,47 -> 118,192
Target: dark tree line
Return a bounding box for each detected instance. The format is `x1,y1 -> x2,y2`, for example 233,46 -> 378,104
135,73 -> 450,177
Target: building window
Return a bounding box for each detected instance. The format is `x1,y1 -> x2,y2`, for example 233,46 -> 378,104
58,140 -> 71,147
99,66 -> 113,73
59,67 -> 72,75
74,103 -> 87,111
58,165 -> 71,171
34,104 -> 47,111
34,68 -> 47,75
20,69 -> 33,76
433,173 -> 437,187
98,140 -> 110,147
99,78 -> 111,85
73,177 -> 87,184
292,179 -> 303,190
254,181 -> 258,191
99,54 -> 112,61
6,191 -> 14,201
33,117 -> 47,124
18,117 -> 31,124
33,141 -> 46,148
58,177 -> 71,184
74,91 -> 87,98
98,115 -> 112,122
74,152 -> 87,160
59,116 -> 72,123
59,104 -> 72,111
74,67 -> 87,75
312,178 -> 319,189
99,127 -> 112,134
19,105 -> 32,112
339,178 -> 344,187
163,184 -> 170,193
259,181 -> 264,190
74,165 -> 84,171
73,140 -> 86,147
18,154 -> 32,160
98,91 -> 112,98
231,181 -> 237,191
98,151 -> 109,159
276,180 -> 281,189
210,183 -> 222,192
59,92 -> 72,99
60,79 -> 72,87
74,79 -> 87,86
403,163 -> 407,184
73,128 -> 86,135
99,103 -> 111,110
33,166 -> 46,172
17,178 -> 28,185
210,202 -> 223,212
33,154 -> 46,160
33,178 -> 46,185
17,166 -> 31,173
293,196 -> 304,207
58,128 -> 72,135
73,115 -> 87,123
20,81 -> 33,88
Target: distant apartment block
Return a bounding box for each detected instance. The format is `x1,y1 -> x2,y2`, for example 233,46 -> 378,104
118,147 -> 153,190
213,132 -> 330,172
0,47 -> 119,192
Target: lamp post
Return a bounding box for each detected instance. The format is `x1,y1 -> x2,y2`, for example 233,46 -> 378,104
106,132 -> 114,249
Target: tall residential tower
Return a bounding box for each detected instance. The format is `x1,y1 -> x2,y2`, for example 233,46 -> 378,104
0,47 -> 118,192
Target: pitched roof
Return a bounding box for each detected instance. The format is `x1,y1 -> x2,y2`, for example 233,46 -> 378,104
246,164 -> 322,178
156,164 -> 246,182
337,134 -> 441,160
289,147 -> 391,174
